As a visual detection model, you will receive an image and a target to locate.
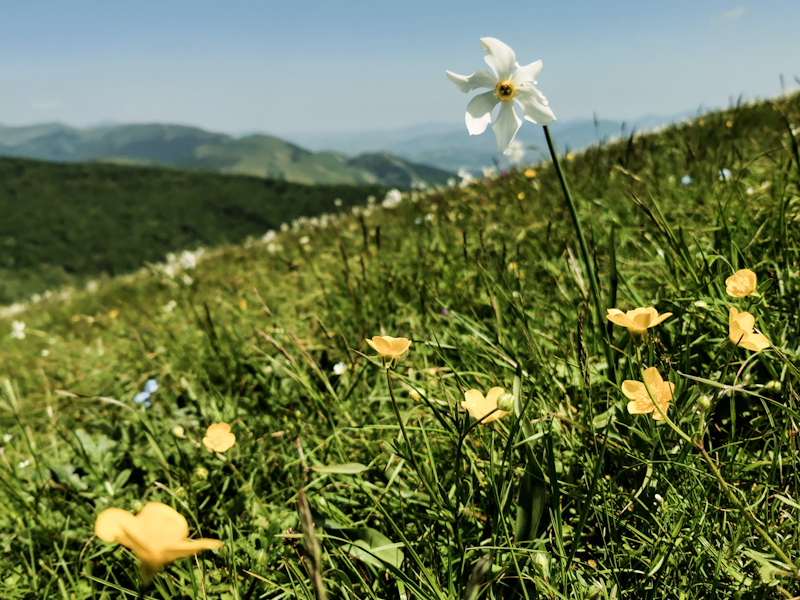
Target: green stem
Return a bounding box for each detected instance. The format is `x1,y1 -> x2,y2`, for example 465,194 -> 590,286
385,368 -> 440,505
696,444 -> 797,572
644,373 -> 797,572
543,126 -> 615,381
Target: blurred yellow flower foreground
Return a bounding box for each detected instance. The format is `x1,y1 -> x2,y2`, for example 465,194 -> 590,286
462,387 -> 508,423
622,367 -> 675,420
95,502 -> 221,577
606,307 -> 672,337
367,335 -> 412,367
203,422 -> 236,452
728,307 -> 770,351
725,268 -> 757,298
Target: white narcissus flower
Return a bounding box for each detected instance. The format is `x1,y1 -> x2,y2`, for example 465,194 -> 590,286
446,37 -> 556,154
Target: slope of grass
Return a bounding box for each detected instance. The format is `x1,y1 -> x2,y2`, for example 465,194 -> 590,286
0,93 -> 799,599
0,157 -> 386,304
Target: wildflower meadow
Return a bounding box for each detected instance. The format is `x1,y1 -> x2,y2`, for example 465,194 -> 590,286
1,37 -> 800,600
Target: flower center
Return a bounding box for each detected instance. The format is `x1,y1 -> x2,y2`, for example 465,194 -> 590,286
494,80 -> 516,102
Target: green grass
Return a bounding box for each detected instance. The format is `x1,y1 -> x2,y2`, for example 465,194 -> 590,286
1,92 -> 799,599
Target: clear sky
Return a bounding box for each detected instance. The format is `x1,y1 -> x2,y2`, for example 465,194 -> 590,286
1,1 -> 798,135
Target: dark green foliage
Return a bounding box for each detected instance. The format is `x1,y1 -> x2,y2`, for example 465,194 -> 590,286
0,156 -> 384,303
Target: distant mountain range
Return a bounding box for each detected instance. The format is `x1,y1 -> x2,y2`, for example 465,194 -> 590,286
0,122 -> 454,187
285,110 -> 698,173
0,109 -> 698,185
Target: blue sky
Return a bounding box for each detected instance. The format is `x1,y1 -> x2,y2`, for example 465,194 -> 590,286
1,0 -> 798,135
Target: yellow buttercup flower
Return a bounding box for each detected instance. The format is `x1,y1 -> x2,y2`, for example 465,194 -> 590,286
461,387 -> 508,424
725,269 -> 757,298
622,367 -> 674,420
728,307 -> 770,351
95,502 -> 221,579
606,307 -> 672,337
366,335 -> 412,367
203,422 -> 236,452
524,168 -> 537,178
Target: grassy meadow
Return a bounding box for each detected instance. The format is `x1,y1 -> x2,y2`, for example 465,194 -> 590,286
1,93 -> 800,599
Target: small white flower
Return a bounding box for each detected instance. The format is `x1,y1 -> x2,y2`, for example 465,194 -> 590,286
334,198 -> 343,207
447,177 -> 456,187
40,349 -> 50,357
447,37 -> 556,154
181,274 -> 193,286
86,281 -> 99,293
654,493 -> 663,502
681,175 -> 692,185
262,230 -> 276,243
482,166 -> 497,178
506,139 -> 526,165
299,236 -> 310,245
280,223 -> 290,232
457,168 -> 474,187
2,434 -> 12,443
267,243 -> 279,253
162,300 -> 178,313
382,189 -> 402,208
18,460 -> 30,469
179,251 -> 198,269
332,362 -> 347,375
10,320 -> 26,340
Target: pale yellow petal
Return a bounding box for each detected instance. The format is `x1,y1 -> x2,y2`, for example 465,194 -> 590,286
651,400 -> 671,420
627,399 -> 655,414
485,387 -> 506,404
95,508 -> 137,545
741,333 -> 770,351
368,336 -> 393,355
642,367 -> 664,390
135,503 -> 190,543
388,337 -> 412,356
734,311 -> 755,332
631,310 -> 655,330
155,538 -> 223,564
621,380 -> 648,402
648,312 -> 673,327
606,309 -> 633,328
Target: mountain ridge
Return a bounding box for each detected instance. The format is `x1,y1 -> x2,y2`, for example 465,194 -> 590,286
0,122 -> 453,187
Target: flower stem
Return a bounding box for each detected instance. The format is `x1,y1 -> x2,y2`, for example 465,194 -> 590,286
543,126 -> 615,380
648,386 -> 797,572
385,368 -> 439,504
696,443 -> 797,572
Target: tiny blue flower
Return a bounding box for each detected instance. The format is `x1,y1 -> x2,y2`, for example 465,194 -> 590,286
134,391 -> 151,404
719,168 -> 732,180
144,379 -> 159,394
439,308 -> 451,317
681,175 -> 692,185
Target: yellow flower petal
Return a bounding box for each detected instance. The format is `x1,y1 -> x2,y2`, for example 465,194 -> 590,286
203,422 -> 236,452
462,387 -> 508,423
94,502 -> 221,572
95,508 -> 137,545
606,309 -> 633,328
725,269 -> 757,298
621,380 -> 648,402
367,335 -> 412,360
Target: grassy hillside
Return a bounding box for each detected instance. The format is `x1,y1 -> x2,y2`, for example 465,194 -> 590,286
0,122 -> 455,186
0,157 -> 385,304
0,93 -> 799,599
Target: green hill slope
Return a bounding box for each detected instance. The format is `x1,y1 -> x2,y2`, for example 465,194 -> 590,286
1,93 -> 799,599
0,156 -> 385,303
0,122 -> 455,186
